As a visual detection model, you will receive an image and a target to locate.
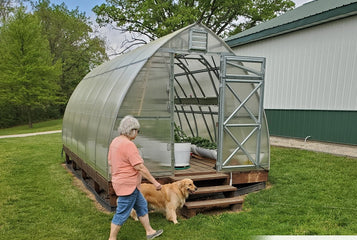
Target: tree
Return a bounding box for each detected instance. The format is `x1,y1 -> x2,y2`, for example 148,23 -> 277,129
0,7 -> 61,128
34,0 -> 108,113
0,0 -> 17,23
93,0 -> 295,54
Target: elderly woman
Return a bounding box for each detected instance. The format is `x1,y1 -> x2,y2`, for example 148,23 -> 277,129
108,115 -> 163,240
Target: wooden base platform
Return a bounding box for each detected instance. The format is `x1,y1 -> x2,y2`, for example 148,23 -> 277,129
175,154 -> 269,185
63,145 -> 268,214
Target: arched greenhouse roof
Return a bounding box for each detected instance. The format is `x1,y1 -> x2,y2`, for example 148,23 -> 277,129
62,23 -> 270,180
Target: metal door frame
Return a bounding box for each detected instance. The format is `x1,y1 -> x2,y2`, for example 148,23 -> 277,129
217,55 -> 266,171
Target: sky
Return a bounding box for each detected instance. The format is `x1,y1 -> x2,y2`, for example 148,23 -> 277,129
48,0 -> 314,57
51,0 -> 102,18
50,0 -> 314,17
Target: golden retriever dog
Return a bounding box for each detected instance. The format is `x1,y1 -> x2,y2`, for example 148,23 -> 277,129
131,178 -> 197,224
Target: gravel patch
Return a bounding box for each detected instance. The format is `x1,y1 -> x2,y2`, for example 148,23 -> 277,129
270,136 -> 357,158
0,130 -> 61,139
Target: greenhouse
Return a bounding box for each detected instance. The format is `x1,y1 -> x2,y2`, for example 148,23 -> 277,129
62,23 -> 270,209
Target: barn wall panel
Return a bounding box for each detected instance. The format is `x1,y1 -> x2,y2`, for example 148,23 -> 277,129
232,15 -> 357,111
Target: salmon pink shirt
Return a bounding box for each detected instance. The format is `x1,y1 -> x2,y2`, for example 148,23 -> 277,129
108,135 -> 143,196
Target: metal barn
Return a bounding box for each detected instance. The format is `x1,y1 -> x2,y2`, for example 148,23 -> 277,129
62,23 -> 270,213
226,0 -> 357,145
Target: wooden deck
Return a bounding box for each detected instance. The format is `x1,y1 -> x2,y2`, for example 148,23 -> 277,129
174,154 -> 216,176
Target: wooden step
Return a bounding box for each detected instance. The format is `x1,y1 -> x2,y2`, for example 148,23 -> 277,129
192,185 -> 237,195
181,196 -> 244,218
184,196 -> 244,209
171,173 -> 228,182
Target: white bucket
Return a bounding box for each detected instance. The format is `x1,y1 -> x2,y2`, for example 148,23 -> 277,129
174,143 -> 191,167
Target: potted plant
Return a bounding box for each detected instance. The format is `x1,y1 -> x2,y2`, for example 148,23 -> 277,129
174,124 -> 191,167
174,124 -> 218,162
189,136 -> 217,160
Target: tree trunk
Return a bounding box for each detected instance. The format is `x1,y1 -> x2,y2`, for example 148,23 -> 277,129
27,106 -> 33,128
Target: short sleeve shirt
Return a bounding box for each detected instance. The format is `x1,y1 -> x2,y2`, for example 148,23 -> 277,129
108,136 -> 143,196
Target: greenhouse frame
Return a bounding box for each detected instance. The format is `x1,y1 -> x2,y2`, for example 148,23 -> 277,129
62,23 -> 270,210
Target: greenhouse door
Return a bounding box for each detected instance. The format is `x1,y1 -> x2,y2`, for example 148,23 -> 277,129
217,55 -> 266,171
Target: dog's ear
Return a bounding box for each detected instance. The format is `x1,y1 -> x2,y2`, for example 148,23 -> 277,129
177,180 -> 188,193
178,180 -> 185,188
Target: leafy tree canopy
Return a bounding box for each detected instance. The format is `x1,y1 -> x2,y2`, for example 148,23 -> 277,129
34,0 -> 108,109
0,0 -> 18,23
93,0 -> 295,53
0,1 -> 108,128
0,7 -> 61,127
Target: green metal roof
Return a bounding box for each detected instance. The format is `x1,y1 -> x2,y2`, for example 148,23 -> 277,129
226,0 -> 357,47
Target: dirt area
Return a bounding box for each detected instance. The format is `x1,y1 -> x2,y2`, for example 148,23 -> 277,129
270,136 -> 357,158
62,164 -> 111,214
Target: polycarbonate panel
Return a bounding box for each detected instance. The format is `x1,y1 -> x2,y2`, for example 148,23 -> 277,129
218,56 -> 269,171
259,114 -> 270,169
220,117 -> 269,169
206,30 -> 233,53
118,54 -> 171,117
163,24 -> 232,54
132,119 -> 172,175
96,63 -> 146,178
224,83 -> 260,118
84,70 -> 119,176
116,52 -> 172,175
62,25 -> 184,179
62,22 -> 270,181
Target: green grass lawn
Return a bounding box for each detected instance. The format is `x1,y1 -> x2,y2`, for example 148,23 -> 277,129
0,127 -> 356,239
0,119 -> 62,135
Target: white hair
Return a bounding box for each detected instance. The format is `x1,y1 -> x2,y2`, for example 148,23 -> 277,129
118,115 -> 140,137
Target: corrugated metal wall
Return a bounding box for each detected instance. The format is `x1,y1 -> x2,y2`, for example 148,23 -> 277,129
232,15 -> 357,111
265,109 -> 357,145
230,15 -> 357,145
